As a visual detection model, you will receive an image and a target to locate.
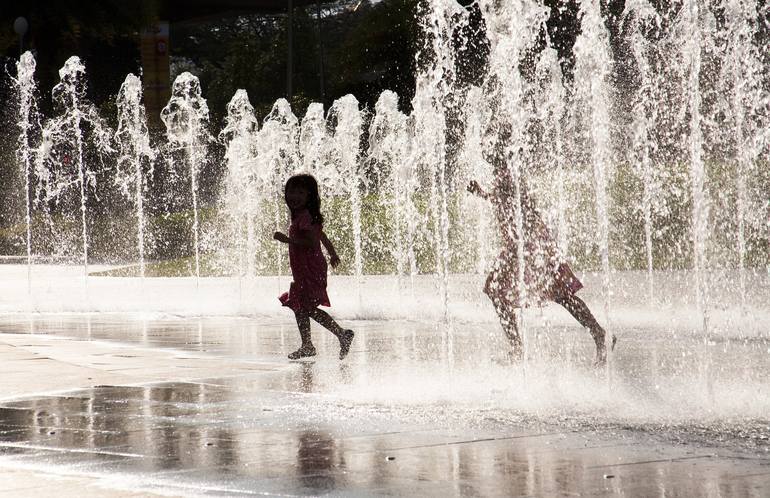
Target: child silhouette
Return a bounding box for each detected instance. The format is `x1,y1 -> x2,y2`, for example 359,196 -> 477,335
273,174 -> 354,360
468,161 -> 616,365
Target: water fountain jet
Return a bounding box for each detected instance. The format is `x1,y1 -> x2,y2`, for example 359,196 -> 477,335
221,89 -> 260,278
13,51 -> 40,293
161,72 -> 211,282
115,74 -> 156,280
573,0 -> 615,361
35,56 -> 113,280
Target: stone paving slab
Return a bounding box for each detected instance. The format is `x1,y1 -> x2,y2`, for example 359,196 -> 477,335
0,330 -> 288,496
0,333 -> 285,401
0,466 -> 179,497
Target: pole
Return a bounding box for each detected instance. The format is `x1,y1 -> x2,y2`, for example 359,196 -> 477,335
14,17 -> 29,56
287,0 -> 294,101
315,0 -> 326,105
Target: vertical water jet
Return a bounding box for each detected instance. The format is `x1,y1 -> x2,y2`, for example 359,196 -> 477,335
257,99 -> 299,281
625,0 -> 661,306
161,72 -> 211,282
221,90 -> 260,277
680,0 -> 709,333
721,0 -> 764,311
369,91 -> 414,291
573,0 -> 615,348
13,51 -> 39,293
328,95 -> 363,299
35,56 -> 113,280
115,74 -> 156,280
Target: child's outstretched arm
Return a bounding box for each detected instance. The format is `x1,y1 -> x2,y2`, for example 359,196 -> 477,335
320,230 -> 340,268
467,180 -> 491,201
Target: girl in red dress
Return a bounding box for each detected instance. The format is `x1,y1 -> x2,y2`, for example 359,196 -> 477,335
273,174 -> 354,360
468,162 -> 616,365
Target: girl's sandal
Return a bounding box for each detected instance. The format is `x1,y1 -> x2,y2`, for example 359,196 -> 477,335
339,330 -> 354,360
288,345 -> 316,360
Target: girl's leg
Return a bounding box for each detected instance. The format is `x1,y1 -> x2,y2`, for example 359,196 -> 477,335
493,295 -> 523,356
288,309 -> 316,359
309,308 -> 355,360
553,292 -> 615,364
308,308 -> 342,337
485,272 -> 523,358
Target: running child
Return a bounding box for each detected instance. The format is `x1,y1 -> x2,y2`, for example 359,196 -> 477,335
273,174 -> 354,360
468,162 -> 616,365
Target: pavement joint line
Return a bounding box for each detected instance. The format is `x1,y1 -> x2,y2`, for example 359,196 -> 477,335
149,463 -> 341,483
365,430 -> 588,453
586,454 -> 714,469
185,381 -> 238,387
0,442 -> 152,459
0,424 -> 123,435
0,376 -> 227,404
723,471 -> 770,479
341,428 -> 450,439
716,454 -> 770,461
120,477 -> 280,496
501,440 -> 644,457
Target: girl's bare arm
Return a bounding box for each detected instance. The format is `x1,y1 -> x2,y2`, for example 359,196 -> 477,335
320,230 -> 341,268
273,229 -> 316,248
467,180 -> 491,201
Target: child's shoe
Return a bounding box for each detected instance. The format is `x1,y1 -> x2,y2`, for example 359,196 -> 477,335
288,345 -> 316,360
505,346 -> 524,363
593,333 -> 617,367
339,330 -> 354,360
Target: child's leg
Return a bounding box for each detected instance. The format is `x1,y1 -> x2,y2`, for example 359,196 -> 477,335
554,292 -> 602,331
308,308 -> 355,360
308,308 -> 342,337
294,309 -> 313,346
288,309 -> 316,359
553,292 -> 615,362
493,296 -> 523,353
485,271 -> 523,356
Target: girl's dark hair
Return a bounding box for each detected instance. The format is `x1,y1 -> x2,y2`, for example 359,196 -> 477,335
285,174 -> 324,225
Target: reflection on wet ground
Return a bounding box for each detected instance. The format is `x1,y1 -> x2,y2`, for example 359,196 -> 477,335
0,315 -> 769,496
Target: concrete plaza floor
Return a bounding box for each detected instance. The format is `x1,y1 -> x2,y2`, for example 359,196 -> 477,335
0,314 -> 768,497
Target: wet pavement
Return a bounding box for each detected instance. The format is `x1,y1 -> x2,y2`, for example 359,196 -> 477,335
0,314 -> 768,496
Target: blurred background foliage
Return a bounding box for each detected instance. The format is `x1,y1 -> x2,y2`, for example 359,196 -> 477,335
0,0 -> 421,123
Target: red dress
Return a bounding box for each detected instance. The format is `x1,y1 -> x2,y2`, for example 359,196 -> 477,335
485,175 -> 582,308
279,210 -> 331,311
484,214 -> 583,308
